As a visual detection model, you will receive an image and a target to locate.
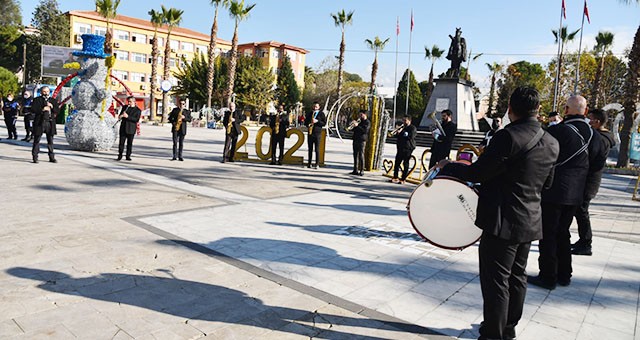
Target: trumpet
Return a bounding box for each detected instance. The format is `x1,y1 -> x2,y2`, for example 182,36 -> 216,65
428,110 -> 446,138
387,124 -> 404,137
346,118 -> 361,131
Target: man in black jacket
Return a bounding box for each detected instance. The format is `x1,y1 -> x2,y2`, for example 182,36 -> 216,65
2,93 -> 19,140
116,96 -> 141,161
168,98 -> 192,161
428,109 -> 457,168
529,95 -> 608,290
572,108 -> 616,256
350,109 -> 370,176
222,101 -> 243,163
305,102 -> 326,168
31,87 -> 60,163
390,115 -> 417,184
437,87 -> 559,340
269,104 -> 289,165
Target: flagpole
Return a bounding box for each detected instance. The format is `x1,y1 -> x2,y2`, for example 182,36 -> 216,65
405,10 -> 413,117
553,1 -> 565,111
393,16 -> 399,126
574,0 -> 587,94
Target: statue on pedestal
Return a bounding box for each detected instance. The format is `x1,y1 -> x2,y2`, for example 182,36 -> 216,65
445,28 -> 467,78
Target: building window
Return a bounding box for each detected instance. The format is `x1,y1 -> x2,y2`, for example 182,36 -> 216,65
94,26 -> 107,36
243,49 -> 253,57
74,23 -> 91,34
132,52 -> 147,63
131,72 -> 146,83
287,50 -> 297,62
170,40 -> 179,51
115,51 -> 129,61
114,30 -> 129,41
112,70 -> 128,81
271,50 -> 281,59
181,42 -> 193,52
196,45 -> 207,55
131,33 -> 147,44
169,58 -> 177,67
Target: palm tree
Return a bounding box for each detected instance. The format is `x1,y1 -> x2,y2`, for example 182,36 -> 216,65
148,8 -> 163,122
331,9 -> 354,100
226,0 -> 256,106
617,0 -> 640,167
206,0 -> 229,109
160,5 -> 184,123
552,26 -> 580,104
590,31 -> 615,108
364,36 -> 389,95
486,62 -> 503,117
95,0 -> 121,55
423,45 -> 445,103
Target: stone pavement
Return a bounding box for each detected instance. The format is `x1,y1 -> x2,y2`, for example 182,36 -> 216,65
0,120 -> 638,339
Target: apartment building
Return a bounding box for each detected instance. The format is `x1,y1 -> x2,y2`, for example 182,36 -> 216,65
238,41 -> 308,87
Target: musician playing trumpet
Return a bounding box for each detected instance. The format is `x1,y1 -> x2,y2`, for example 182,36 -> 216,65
168,98 -> 192,161
428,109 -> 457,169
389,115 -> 417,184
350,109 -> 370,176
269,104 -> 289,165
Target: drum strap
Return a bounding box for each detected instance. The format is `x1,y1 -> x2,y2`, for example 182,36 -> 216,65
506,128 -> 544,165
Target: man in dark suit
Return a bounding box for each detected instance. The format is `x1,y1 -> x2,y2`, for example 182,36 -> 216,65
31,86 -> 60,163
350,109 -> 371,176
116,96 -> 141,161
269,104 -> 289,165
222,101 -> 243,163
529,95 -> 608,289
168,98 -> 192,161
437,87 -> 559,340
305,102 -> 326,168
390,115 -> 417,184
428,109 -> 458,169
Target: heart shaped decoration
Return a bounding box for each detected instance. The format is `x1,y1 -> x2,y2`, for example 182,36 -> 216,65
382,159 -> 394,174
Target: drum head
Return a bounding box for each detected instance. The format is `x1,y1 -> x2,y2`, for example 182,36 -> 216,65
408,178 -> 481,250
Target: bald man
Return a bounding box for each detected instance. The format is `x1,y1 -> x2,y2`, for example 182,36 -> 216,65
528,95 -> 607,290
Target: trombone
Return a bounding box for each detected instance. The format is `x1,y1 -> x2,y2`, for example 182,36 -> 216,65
346,118 -> 361,131
387,124 -> 404,137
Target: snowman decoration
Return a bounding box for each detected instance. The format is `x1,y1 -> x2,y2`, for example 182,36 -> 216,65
65,34 -> 118,151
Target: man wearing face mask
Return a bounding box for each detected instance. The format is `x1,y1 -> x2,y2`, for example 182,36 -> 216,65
547,111 -> 562,127
428,109 -> 457,169
31,87 -> 59,163
2,93 -> 19,140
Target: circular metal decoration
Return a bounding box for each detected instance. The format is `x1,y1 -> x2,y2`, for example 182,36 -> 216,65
160,80 -> 172,92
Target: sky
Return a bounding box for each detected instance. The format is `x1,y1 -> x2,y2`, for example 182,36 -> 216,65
19,0 -> 640,98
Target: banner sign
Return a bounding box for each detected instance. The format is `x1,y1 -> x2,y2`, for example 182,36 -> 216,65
630,132 -> 640,161
41,45 -> 80,78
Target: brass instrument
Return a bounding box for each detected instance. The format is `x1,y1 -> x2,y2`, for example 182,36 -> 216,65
346,118 -> 361,131
428,110 -> 446,138
174,108 -> 184,132
387,124 -> 404,137
275,113 -> 280,135
226,109 -> 233,135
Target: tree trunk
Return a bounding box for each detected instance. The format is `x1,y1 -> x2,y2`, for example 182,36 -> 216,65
425,63 -> 435,105
617,25 -> 640,168
149,31 -> 158,121
591,52 -> 606,108
337,30 -> 345,100
162,30 -> 172,123
206,6 -> 219,108
370,53 -> 377,95
104,23 -> 113,55
226,22 -> 239,106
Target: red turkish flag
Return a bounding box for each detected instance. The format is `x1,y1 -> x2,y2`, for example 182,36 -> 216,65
410,10 -> 414,32
584,1 -> 591,24
562,0 -> 567,19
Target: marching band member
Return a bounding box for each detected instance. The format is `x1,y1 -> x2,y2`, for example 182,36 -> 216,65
428,109 -> 457,168
168,98 -> 192,161
350,109 -> 370,176
269,104 -> 289,165
222,101 -> 244,163
116,96 -> 141,161
389,115 -> 417,184
305,102 -> 326,168
31,87 -> 59,163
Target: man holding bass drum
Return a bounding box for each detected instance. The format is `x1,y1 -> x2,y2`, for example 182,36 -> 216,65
435,87 -> 559,340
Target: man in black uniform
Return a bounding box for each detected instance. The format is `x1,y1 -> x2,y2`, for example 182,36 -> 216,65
428,109 -> 457,168
269,104 -> 289,165
31,87 -> 59,163
572,109 -> 616,256
437,87 -> 559,340
305,102 -> 326,168
390,115 -> 417,184
22,92 -> 34,142
350,109 -> 370,176
168,98 -> 192,161
116,96 -> 141,161
2,93 -> 19,140
529,95 -> 607,290
222,101 -> 243,163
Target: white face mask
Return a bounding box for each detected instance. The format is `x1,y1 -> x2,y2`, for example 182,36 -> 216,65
549,121 -> 559,126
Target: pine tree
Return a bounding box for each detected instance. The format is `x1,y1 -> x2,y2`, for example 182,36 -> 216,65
276,55 -> 300,110
396,69 -> 424,121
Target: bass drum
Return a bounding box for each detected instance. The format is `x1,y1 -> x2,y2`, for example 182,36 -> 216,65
407,175 -> 481,250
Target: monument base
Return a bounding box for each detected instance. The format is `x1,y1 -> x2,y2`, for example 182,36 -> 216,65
419,78 -> 477,131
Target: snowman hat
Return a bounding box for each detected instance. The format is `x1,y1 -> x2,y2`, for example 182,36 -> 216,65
73,34 -> 110,59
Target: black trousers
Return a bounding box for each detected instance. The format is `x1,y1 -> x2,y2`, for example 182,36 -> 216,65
24,115 -> 33,137
307,132 -> 320,166
574,199 -> 592,246
271,136 -> 285,163
32,129 -> 54,161
5,117 -> 17,139
478,232 -> 530,340
429,145 -> 449,169
118,133 -> 135,158
172,130 -> 185,159
223,133 -> 238,161
353,140 -> 366,172
539,202 -> 577,283
393,149 -> 413,180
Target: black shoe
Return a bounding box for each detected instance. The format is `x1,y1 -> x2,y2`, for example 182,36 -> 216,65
126,157 -> 132,161
171,157 -> 176,161
313,164 -> 319,169
350,171 -> 358,175
571,245 -> 592,256
270,161 -> 277,165
277,161 -> 283,165
32,159 -> 38,164
558,278 -> 571,287
49,158 -> 57,163
179,158 -> 184,161
21,137 -> 28,141
358,172 -> 364,176
527,275 -> 556,290
307,163 -> 312,168
116,155 -> 122,161
228,159 -> 234,162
